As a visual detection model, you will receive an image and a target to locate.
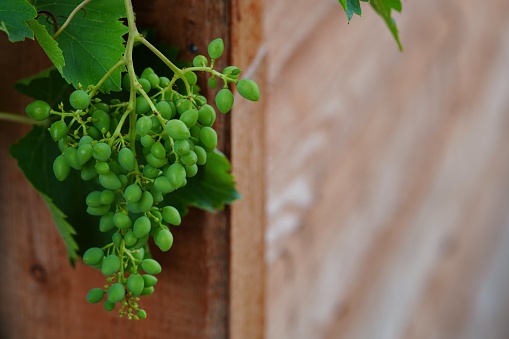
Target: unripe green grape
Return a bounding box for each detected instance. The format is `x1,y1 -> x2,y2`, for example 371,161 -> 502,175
53,155 -> 71,181
198,104 -> 216,127
107,283 -> 125,303
124,231 -> 137,247
181,150 -> 197,166
190,125 -> 201,139
151,116 -> 163,134
86,191 -> 102,207
156,100 -> 174,120
141,134 -> 155,148
151,142 -> 166,159
174,139 -> 190,155
86,204 -> 111,216
194,146 -> 207,165
141,286 -> 155,296
137,191 -> 154,213
77,143 -> 93,165
101,254 -> 121,276
79,135 -> 94,147
117,148 -> 135,172
199,127 -> 218,150
215,88 -> 234,113
208,77 -> 217,89
113,212 -> 132,229
237,79 -> 260,101
146,153 -> 168,168
133,216 -> 151,238
151,188 -> 164,204
184,71 -> 197,85
166,120 -> 190,140
93,142 -> 111,161
83,247 -> 104,266
142,274 -> 158,288
159,76 -> 170,87
99,212 -> 115,232
136,116 -> 152,136
119,174 -> 128,188
166,163 -> 186,188
99,172 -> 122,190
193,55 -> 208,67
25,100 -> 51,121
138,309 -> 147,319
154,176 -> 174,194
112,232 -> 122,248
58,137 -> 67,152
95,161 -> 110,175
92,109 -> 110,133
86,288 -> 105,304
93,102 -> 110,113
176,99 -> 194,115
50,120 -> 67,142
208,38 -> 224,59
135,96 -> 150,115
69,89 -> 90,110
138,78 -> 152,94
125,184 -> 142,203
147,73 -> 160,89
185,164 -> 198,177
80,161 -> 97,181
141,259 -> 162,275
222,66 -> 241,79
162,206 -> 181,225
142,164 -> 159,179
122,73 -> 132,91
132,234 -> 149,249
127,273 -> 145,297
132,247 -> 145,262
155,228 -> 173,252
87,126 -> 101,140
103,300 -> 115,312
180,109 -> 199,128
63,147 -> 82,170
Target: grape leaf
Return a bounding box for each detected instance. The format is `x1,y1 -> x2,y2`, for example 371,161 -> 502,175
10,126 -> 112,265
33,0 -> 127,92
27,19 -> 64,73
162,151 -> 241,214
370,0 -> 402,50
337,0 -> 369,21
0,0 -> 37,42
15,67 -> 72,109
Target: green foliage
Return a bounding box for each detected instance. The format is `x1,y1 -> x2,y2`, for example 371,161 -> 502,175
34,0 -> 128,92
27,19 -> 65,72
0,0 -> 37,42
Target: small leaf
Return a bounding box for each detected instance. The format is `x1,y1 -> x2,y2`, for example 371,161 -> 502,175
162,151 -> 240,214
34,0 -> 128,92
337,0 -> 369,21
27,19 -> 64,73
0,0 -> 37,42
370,0 -> 403,50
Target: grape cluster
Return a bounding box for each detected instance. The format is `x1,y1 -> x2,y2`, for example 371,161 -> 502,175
24,38 -> 259,319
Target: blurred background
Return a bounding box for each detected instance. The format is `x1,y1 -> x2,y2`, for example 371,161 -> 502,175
263,0 -> 509,338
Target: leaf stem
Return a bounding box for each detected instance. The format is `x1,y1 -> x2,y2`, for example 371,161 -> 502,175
0,112 -> 41,125
52,0 -> 91,39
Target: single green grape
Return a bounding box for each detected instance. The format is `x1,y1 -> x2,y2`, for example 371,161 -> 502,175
174,139 -> 190,155
113,212 -> 132,229
101,254 -> 121,276
141,134 -> 155,148
86,204 -> 111,216
25,100 -> 51,121
95,161 -> 110,175
208,38 -> 224,59
166,163 -> 186,188
124,184 -> 142,203
147,74 -> 160,89
127,274 -> 145,297
154,176 -> 174,194
199,126 -> 218,150
150,142 -> 166,160
53,155 -> 71,181
69,89 -> 90,110
236,79 -> 260,101
107,283 -> 126,303
198,104 -> 216,127
124,231 -> 137,247
83,247 -> 104,266
208,77 -> 217,90
146,153 -> 168,168
180,109 -> 199,128
133,216 -> 151,238
86,288 -> 105,304
162,206 -> 181,225
81,162 -> 98,181
118,148 -> 136,172
194,146 -> 207,165
136,116 -> 152,136
185,164 -> 198,177
142,164 -> 159,179
92,110 -> 111,133
138,309 -> 148,319
93,143 -> 111,162
159,76 -> 170,87
223,66 -> 241,79
49,120 -> 67,142
86,191 -> 102,207
193,55 -> 208,67
141,259 -> 162,275
215,88 -> 234,113
99,172 -> 122,190
184,71 -> 198,85
176,99 -> 194,115
156,100 -> 174,120
77,143 -> 93,165
99,212 -> 115,232
136,96 -> 151,115
93,102 -> 110,113
142,274 -> 158,287
99,190 -> 115,205
137,191 -> 154,213
155,228 -> 173,252
138,78 -> 152,93
180,150 -> 197,166
104,300 -> 115,312
63,147 -> 82,170
166,119 -> 190,140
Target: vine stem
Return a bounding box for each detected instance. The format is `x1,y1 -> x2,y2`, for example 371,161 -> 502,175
0,112 -> 42,125
52,0 -> 91,39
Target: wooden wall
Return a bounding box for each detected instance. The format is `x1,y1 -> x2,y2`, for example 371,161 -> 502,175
264,0 -> 509,338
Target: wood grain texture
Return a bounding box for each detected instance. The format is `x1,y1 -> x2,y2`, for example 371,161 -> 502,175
263,0 -> 509,338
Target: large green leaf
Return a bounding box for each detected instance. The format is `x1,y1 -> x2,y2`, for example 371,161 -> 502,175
27,19 -> 64,73
33,0 -> 128,92
163,151 -> 241,214
10,126 -> 112,264
0,0 -> 37,42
